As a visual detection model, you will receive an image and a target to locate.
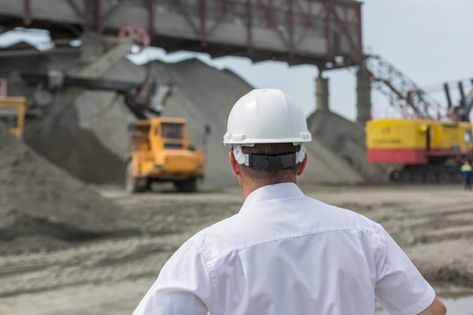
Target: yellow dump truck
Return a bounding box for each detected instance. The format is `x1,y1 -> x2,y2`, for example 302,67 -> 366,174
0,96 -> 26,139
366,119 -> 473,182
126,117 -> 206,192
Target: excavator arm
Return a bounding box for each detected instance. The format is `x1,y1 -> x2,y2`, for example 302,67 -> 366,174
21,72 -> 171,119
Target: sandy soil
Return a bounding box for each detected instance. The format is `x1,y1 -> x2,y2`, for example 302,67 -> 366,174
0,184 -> 472,314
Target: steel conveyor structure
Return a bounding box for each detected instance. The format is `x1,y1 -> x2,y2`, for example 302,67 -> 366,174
0,0 -> 363,69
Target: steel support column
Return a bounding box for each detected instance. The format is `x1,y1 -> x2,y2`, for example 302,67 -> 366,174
23,0 -> 32,25
316,75 -> 330,112
245,0 -> 253,55
324,0 -> 333,60
147,0 -> 155,38
199,0 -> 207,46
94,0 -> 102,32
287,0 -> 295,63
356,64 -> 371,124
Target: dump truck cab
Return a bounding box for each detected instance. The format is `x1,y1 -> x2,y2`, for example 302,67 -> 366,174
126,117 -> 206,192
0,97 -> 26,139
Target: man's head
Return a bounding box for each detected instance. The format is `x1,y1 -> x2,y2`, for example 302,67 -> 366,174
229,143 -> 308,193
223,89 -> 311,196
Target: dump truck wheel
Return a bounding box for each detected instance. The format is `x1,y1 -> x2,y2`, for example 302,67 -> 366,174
125,161 -> 148,193
174,179 -> 197,193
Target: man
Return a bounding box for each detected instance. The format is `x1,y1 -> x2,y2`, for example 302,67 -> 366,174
134,89 -> 446,315
461,160 -> 472,190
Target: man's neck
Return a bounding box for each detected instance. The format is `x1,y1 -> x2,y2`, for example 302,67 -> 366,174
241,179 -> 297,198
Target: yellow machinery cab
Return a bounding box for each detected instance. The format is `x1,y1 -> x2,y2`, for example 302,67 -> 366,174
0,97 -> 26,139
126,117 -> 206,192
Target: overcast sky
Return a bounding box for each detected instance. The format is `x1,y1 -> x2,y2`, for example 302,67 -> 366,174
1,0 -> 472,120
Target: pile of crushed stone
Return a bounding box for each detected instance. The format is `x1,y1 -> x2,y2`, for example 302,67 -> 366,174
20,57 -> 369,186
153,59 -> 364,185
0,126 -> 139,253
307,111 -> 385,182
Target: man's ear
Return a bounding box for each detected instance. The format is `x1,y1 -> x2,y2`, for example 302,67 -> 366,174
296,154 -> 308,176
229,151 -> 241,176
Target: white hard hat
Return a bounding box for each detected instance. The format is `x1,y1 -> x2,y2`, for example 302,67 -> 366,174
223,89 -> 312,146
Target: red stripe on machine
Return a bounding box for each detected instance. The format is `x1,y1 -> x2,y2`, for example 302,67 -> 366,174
367,148 -> 427,164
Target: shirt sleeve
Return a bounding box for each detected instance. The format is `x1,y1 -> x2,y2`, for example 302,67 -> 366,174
373,225 -> 435,315
133,238 -> 215,315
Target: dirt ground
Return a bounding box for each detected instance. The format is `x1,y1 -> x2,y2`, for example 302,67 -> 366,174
0,184 -> 472,314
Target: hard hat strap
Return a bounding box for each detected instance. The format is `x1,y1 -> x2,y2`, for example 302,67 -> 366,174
232,145 -> 306,170
249,153 -> 296,171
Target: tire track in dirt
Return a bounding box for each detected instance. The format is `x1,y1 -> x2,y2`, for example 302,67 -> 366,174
1,186 -> 472,300
0,235 -> 183,297
0,191 -> 240,297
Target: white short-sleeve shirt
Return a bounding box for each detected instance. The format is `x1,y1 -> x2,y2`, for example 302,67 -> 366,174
134,182 -> 435,315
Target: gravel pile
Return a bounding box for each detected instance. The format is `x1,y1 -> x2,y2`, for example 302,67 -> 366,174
8,55 -> 373,186
0,126 -> 138,253
307,110 -> 385,182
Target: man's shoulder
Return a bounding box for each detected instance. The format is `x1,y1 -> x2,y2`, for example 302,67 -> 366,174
300,195 -> 381,230
187,195 -> 383,255
188,212 -> 251,254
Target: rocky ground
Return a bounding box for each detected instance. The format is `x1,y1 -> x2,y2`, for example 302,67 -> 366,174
0,184 -> 472,314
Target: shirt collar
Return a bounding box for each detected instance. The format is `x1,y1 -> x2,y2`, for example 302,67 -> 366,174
239,182 -> 304,214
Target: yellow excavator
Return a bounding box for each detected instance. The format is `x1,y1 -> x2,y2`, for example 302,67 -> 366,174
365,65 -> 473,183
366,119 -> 473,183
126,118 -> 208,192
18,26 -> 208,193
0,96 -> 26,139
23,71 -> 209,193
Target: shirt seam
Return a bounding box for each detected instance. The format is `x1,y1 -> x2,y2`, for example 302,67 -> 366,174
374,224 -> 389,281
215,225 -> 378,258
240,195 -> 304,213
198,242 -> 219,315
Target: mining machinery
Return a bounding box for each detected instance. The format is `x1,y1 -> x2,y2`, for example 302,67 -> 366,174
366,66 -> 473,183
16,26 -> 207,192
0,96 -> 26,139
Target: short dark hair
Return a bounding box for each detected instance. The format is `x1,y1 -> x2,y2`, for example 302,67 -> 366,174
241,143 -> 300,156
239,143 -> 300,180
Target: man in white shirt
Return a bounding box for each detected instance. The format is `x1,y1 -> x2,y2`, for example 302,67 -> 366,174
134,89 -> 446,315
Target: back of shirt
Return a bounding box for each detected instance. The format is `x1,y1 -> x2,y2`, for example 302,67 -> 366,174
134,183 -> 435,315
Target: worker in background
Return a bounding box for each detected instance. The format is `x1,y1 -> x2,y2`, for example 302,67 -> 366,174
134,89 -> 446,315
461,160 -> 472,190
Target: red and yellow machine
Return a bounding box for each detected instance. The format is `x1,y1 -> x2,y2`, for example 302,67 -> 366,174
126,117 -> 206,192
366,119 -> 473,182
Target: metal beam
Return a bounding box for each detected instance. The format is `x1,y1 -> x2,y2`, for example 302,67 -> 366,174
23,0 -> 32,25
0,47 -> 79,58
174,0 -> 200,36
324,0 -> 333,60
443,83 -> 452,109
246,0 -> 253,55
0,0 -> 363,68
147,0 -> 155,38
458,81 -> 466,108
207,0 -> 233,35
95,0 -> 102,31
287,0 -> 295,63
323,0 -> 362,63
199,0 -> 207,45
66,0 -> 84,18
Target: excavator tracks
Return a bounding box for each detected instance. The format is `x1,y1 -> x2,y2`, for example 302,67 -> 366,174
389,166 -> 463,184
